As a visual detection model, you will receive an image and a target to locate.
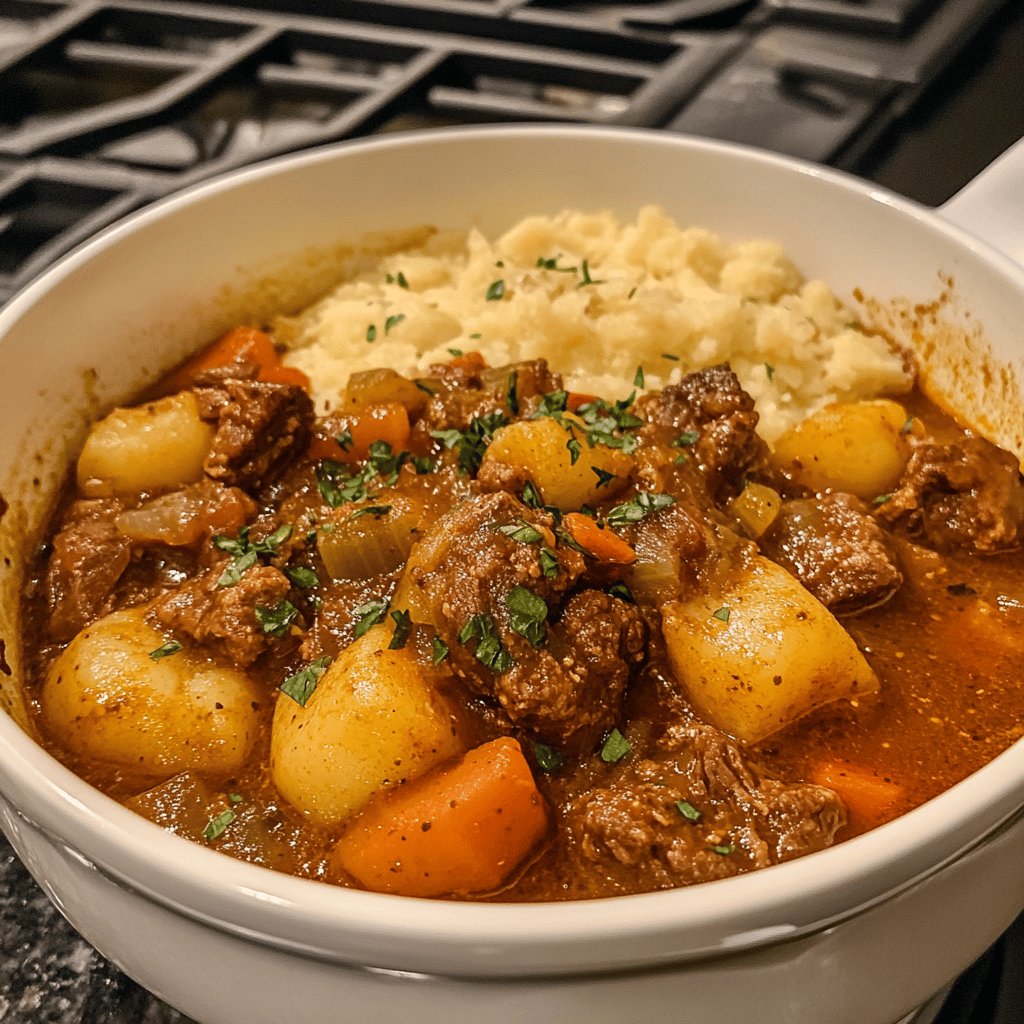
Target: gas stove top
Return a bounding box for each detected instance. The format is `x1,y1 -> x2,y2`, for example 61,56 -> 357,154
0,0 -> 1018,302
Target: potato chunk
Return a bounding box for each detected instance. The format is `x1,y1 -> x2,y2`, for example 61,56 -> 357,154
41,608 -> 260,780
271,625 -> 463,826
662,555 -> 878,743
771,399 -> 915,500
77,391 -> 215,497
480,415 -> 631,510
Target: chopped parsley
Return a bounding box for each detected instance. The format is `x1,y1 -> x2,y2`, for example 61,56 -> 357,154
203,809 -> 236,843
334,429 -> 354,451
387,270 -> 409,289
384,313 -> 405,335
228,793 -> 244,805
214,525 -> 292,588
148,639 -> 182,661
414,379 -> 436,396
633,365 -> 645,389
900,416 -> 915,435
566,436 -> 582,465
521,480 -> 543,509
592,466 -> 617,488
947,582 -> 977,597
448,347 -> 463,357
349,504 -> 393,521
366,324 -> 377,342
764,362 -> 775,381
576,259 -> 605,288
411,454 -> 437,474
485,279 -> 506,301
539,546 -> 560,578
535,255 -> 575,273
676,800 -> 702,822
458,613 -> 512,672
600,728 -> 631,764
606,491 -> 675,527
505,586 -> 548,647
431,635 -> 450,664
316,459 -> 373,507
535,390 -> 569,417
280,654 -> 332,707
662,353 -> 679,361
286,566 -> 319,589
712,606 -> 731,623
872,493 -> 893,506
388,609 -> 413,650
672,430 -> 700,448
352,598 -> 389,638
255,599 -> 299,638
430,409 -> 507,475
607,581 -> 635,604
497,519 -> 544,544
534,742 -> 565,774
710,841 -> 735,856
505,370 -> 519,415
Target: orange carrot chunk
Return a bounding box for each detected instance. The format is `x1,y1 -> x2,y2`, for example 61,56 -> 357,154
812,761 -> 904,831
307,402 -> 411,463
330,737 -> 548,898
563,512 -> 636,564
160,326 -> 310,393
448,350 -> 488,372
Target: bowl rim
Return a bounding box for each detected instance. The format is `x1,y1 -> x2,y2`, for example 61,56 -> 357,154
3,122 -> 1024,977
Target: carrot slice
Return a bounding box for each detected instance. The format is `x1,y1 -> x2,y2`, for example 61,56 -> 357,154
160,326 -> 310,393
307,402 -> 411,463
330,737 -> 548,898
448,350 -> 488,372
812,761 -> 904,831
563,512 -> 636,564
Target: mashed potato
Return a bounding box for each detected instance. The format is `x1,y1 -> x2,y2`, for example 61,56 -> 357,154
279,205 -> 912,441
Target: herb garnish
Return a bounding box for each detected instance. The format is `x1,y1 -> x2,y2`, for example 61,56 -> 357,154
577,259 -> 605,288
411,455 -> 437,474
458,613 -> 512,672
539,546 -> 560,578
900,416 -> 915,435
606,491 -> 675,527
334,429 -> 354,451
203,809 -> 236,843
366,324 -> 377,342
448,347 -> 463,357
676,800 -> 702,822
352,598 -> 389,638
607,581 -> 635,604
485,279 -> 506,301
214,525 -> 292,588
765,362 -> 775,381
947,582 -> 977,597
431,635 -> 450,664
592,467 -> 617,488
672,430 -> 699,448
384,313 -> 405,335
710,841 -> 735,856
506,586 -> 548,647
600,728 -> 631,763
872,493 -> 893,506
497,519 -> 544,544
521,480 -> 543,509
534,742 -> 565,774
349,504 -> 393,520
633,365 -> 645,389
505,370 -> 519,414
566,436 -> 582,465
286,566 -> 319,589
148,640 -> 182,661
712,606 -> 731,622
431,409 -> 507,475
388,609 -> 412,650
280,654 -> 332,707
255,599 -> 299,638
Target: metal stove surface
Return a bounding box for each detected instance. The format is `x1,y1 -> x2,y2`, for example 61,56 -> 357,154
1,1 -> 1024,1023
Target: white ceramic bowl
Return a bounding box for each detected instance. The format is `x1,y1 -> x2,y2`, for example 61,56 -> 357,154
1,125 -> 1023,1024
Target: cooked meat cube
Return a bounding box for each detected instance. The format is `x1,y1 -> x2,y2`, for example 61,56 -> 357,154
567,721 -> 845,895
197,379 -> 314,493
44,499 -> 133,642
637,364 -> 769,500
760,493 -> 903,616
149,563 -> 291,667
420,359 -> 562,435
877,437 -> 1024,553
408,491 -> 645,749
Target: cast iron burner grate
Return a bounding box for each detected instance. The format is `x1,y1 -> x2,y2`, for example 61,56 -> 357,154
0,0 -> 1011,301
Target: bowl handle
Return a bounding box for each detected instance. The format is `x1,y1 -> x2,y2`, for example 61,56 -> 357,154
938,137 -> 1024,267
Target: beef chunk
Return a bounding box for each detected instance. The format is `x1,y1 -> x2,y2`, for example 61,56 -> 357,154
197,379 -> 314,493
877,437 -> 1024,553
44,499 -> 133,642
419,359 -> 562,435
637,364 -> 769,500
760,493 -> 903,615
149,563 -> 290,667
408,492 -> 645,750
567,721 -> 845,895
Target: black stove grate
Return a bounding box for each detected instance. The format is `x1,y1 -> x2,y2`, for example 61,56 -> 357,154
0,0 -> 1010,302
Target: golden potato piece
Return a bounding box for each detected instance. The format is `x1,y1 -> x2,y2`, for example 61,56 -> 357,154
662,555 -> 878,744
771,399 -> 915,500
77,391 -> 214,497
41,608 -> 260,780
270,625 -> 463,827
